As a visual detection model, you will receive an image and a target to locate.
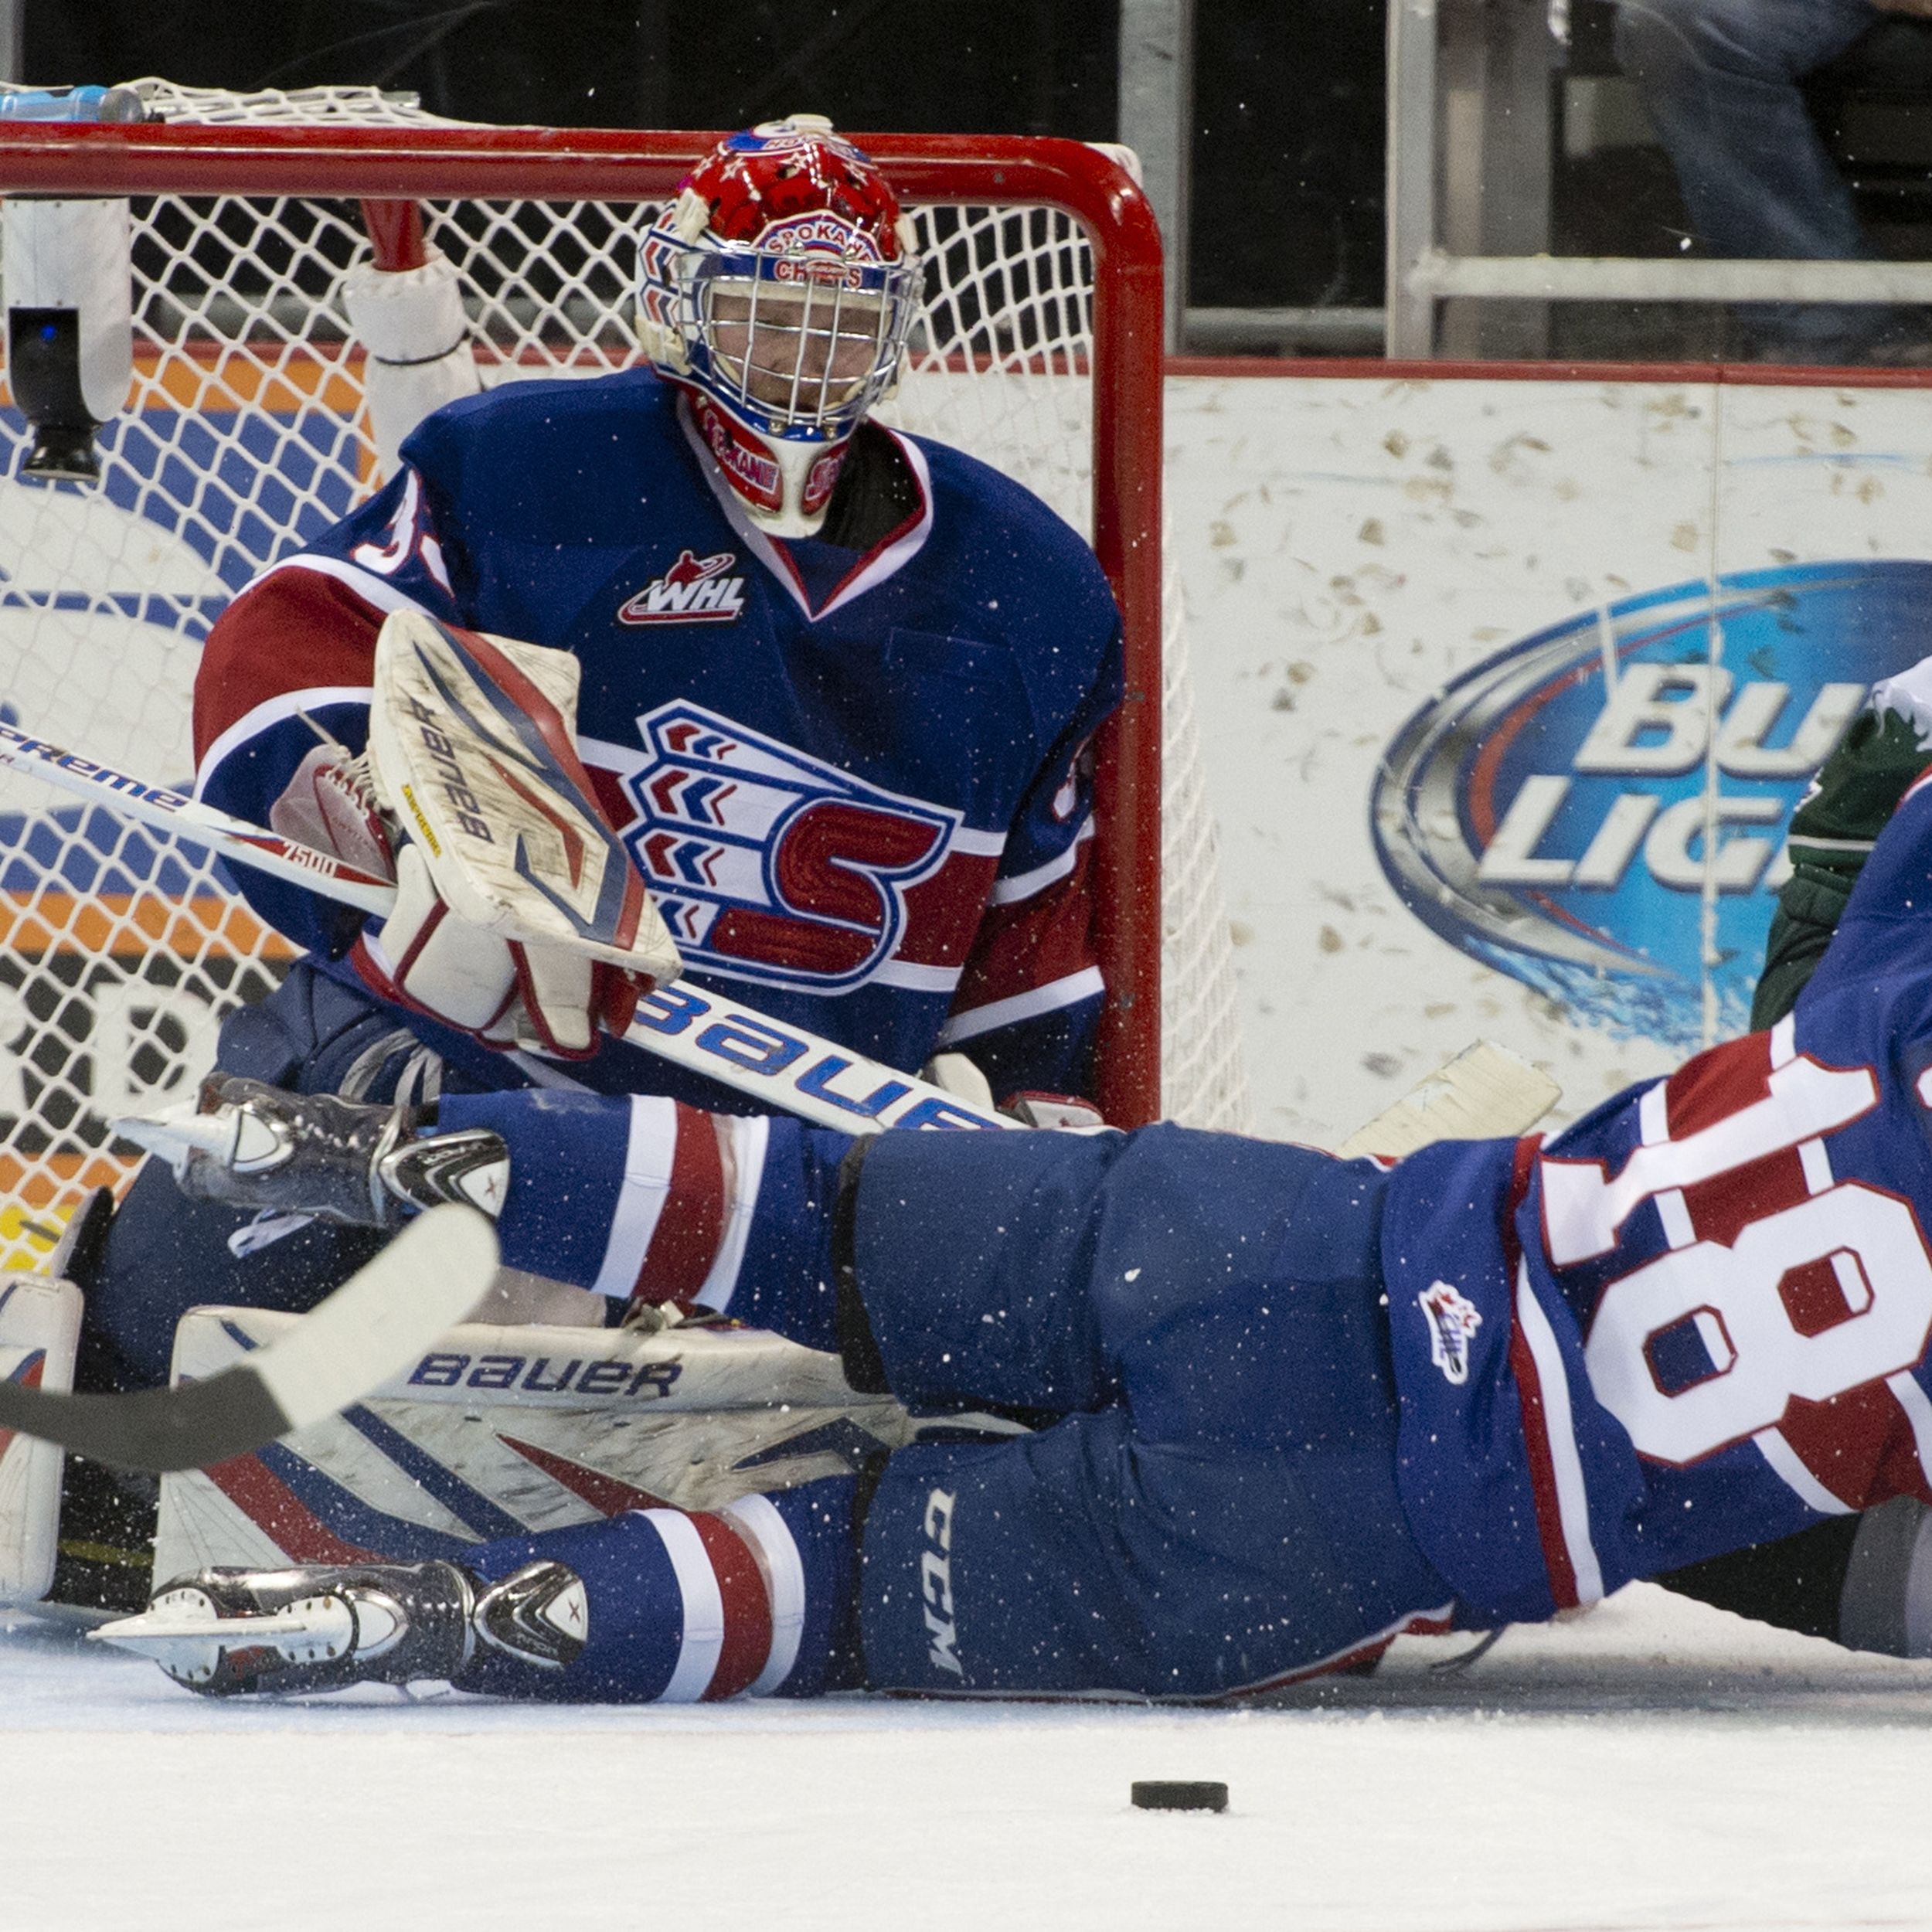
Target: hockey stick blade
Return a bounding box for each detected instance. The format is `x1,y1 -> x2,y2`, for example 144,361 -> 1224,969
1335,1040 -> 1561,1161
0,719 -> 1015,1134
0,1205 -> 496,1472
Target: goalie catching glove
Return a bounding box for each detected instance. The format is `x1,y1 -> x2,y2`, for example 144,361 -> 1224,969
271,611 -> 682,1058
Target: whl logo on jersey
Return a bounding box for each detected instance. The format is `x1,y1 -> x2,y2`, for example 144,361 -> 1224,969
621,700 -> 962,992
618,549 -> 748,626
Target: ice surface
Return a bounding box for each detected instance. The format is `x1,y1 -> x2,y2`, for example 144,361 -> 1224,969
4,1583 -> 1928,1931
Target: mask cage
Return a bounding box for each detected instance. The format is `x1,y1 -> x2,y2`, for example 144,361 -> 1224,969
661,242 -> 921,439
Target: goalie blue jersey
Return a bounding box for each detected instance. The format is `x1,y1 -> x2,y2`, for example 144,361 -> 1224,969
192,371 -> 1123,1105
1382,774 -> 1932,1623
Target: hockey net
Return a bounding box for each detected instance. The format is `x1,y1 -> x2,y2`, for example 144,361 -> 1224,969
0,83 -> 1250,1245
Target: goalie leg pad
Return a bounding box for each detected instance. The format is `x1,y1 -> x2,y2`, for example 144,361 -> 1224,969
0,1265 -> 83,1607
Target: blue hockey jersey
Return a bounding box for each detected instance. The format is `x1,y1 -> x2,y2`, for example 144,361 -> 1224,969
1383,772 -> 1932,1624
191,372 -> 1124,1105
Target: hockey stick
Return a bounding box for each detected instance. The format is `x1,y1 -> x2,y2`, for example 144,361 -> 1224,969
0,719 -> 1013,1134
0,1203 -> 496,1471
1334,1041 -> 1560,1158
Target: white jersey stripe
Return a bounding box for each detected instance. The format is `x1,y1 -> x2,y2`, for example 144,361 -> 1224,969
590,1096 -> 679,1301
193,681 -> 375,799
722,1492 -> 807,1696
1769,1014 -> 1798,1069
1753,1427 -> 1856,1515
935,964 -> 1106,1046
947,824 -> 1008,859
871,959 -> 964,994
986,818 -> 1094,906
644,1508 -> 726,1702
250,551 -> 441,621
575,733 -> 648,780
1515,1257 -> 1606,1604
696,1114 -> 769,1315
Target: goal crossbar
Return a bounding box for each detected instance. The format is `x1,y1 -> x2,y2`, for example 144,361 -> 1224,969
0,121 -> 1166,1128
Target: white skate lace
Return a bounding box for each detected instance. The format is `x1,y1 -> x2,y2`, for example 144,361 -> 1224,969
333,750 -> 382,818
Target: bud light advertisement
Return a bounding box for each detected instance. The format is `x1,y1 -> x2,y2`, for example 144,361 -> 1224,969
1371,560 -> 1932,1050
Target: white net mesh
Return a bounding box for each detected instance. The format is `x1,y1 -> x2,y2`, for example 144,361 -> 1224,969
0,83 -> 1247,1248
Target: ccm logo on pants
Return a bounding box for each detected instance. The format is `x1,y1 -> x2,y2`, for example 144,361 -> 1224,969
922,1488 -> 963,1677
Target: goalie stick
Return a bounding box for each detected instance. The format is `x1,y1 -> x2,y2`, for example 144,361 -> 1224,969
0,718 -> 1013,1135
0,719 -> 1566,1149
0,1203 -> 496,1472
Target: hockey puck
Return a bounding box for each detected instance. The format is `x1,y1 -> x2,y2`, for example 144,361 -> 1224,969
1131,1781 -> 1228,1813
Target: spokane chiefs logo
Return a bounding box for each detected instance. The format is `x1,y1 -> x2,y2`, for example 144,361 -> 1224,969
623,701 -> 958,991
1418,1281 -> 1482,1386
618,549 -> 748,626
1370,560 -> 1932,1050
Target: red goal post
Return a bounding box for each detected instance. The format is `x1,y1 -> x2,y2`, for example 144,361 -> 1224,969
0,109 -> 1236,1223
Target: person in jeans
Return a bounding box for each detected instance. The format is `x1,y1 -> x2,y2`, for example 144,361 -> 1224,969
1615,0 -> 1932,359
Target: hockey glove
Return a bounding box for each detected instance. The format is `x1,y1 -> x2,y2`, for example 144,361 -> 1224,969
269,614 -> 683,1060
919,1053 -> 1108,1131
273,743 -> 645,1058
351,838 -> 649,1059
1753,679 -> 1932,1029
1002,1090 -> 1109,1132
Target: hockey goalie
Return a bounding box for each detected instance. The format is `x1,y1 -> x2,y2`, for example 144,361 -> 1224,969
2,115 -> 1122,1634
8,594 -> 958,1643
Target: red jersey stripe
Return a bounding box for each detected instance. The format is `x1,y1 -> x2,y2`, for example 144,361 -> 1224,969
689,1511 -> 775,1701
1502,1134 -> 1583,1610
193,566 -> 385,765
633,1103 -> 727,1305
948,842 -> 1099,1021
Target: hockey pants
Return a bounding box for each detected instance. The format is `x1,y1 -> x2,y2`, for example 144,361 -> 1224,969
447,1121 -> 1457,1701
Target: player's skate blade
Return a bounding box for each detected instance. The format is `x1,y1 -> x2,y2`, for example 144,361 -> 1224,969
115,1075 -> 508,1228
91,1559 -> 587,1696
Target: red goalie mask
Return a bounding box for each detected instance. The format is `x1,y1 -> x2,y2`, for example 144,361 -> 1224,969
638,116 -> 923,537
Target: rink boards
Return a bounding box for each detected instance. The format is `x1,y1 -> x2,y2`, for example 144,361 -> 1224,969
1166,365 -> 1932,1142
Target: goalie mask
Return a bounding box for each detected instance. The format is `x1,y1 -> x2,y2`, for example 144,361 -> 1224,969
638,115 -> 922,538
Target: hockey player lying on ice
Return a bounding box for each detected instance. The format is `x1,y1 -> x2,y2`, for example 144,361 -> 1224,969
92,655 -> 1932,1700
